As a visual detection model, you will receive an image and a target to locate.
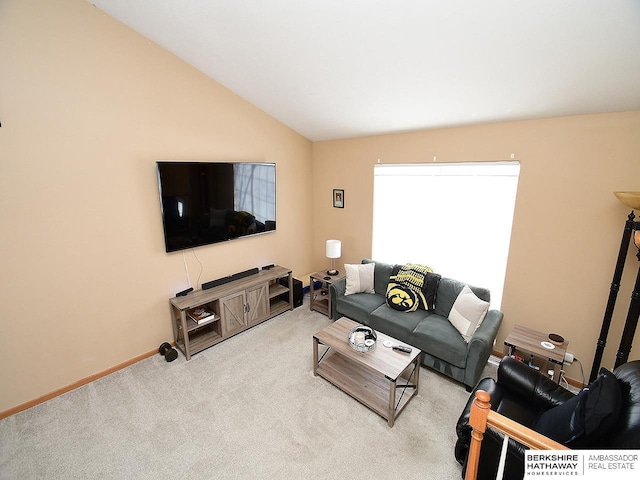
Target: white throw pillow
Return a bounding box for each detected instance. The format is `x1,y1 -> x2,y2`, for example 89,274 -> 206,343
345,263 -> 375,295
448,285 -> 490,342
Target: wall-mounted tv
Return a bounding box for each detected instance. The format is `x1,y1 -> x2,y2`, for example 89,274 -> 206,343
157,162 -> 276,252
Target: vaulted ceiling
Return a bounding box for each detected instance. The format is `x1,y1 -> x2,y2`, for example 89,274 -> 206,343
90,1 -> 640,141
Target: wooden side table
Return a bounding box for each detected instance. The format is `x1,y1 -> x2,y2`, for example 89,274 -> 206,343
503,325 -> 568,384
309,271 -> 345,319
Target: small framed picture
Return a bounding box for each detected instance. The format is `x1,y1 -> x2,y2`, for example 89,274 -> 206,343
333,189 -> 344,208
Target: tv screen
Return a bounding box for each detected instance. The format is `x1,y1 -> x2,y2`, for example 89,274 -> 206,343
157,162 -> 276,252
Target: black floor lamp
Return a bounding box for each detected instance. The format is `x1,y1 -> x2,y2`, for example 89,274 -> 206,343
590,191 -> 640,382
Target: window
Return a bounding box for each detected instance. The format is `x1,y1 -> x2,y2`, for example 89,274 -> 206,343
373,161 -> 520,309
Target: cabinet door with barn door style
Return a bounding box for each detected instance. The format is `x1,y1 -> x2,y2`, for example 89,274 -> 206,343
220,291 -> 247,337
246,283 -> 269,327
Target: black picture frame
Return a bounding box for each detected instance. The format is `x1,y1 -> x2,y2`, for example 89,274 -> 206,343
333,189 -> 344,208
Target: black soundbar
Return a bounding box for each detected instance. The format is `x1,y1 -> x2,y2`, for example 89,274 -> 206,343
202,267 -> 260,290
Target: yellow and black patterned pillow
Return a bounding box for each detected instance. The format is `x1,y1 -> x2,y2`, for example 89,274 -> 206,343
386,282 -> 419,312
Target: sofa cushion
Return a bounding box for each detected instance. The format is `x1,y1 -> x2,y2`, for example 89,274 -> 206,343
362,259 -> 395,296
434,277 -> 490,318
410,315 -> 469,368
385,282 -> 419,312
448,285 -> 490,342
345,263 -> 375,295
369,305 -> 428,343
336,292 -> 386,326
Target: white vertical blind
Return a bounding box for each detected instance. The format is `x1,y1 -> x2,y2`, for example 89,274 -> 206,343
373,162 -> 520,309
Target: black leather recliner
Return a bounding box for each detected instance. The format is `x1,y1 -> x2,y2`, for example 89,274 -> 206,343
454,356 -> 640,480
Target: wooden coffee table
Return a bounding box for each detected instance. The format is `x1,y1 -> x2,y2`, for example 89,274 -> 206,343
313,317 -> 421,427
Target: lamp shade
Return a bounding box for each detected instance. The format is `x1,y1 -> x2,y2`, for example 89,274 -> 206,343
614,191 -> 640,210
326,239 -> 341,259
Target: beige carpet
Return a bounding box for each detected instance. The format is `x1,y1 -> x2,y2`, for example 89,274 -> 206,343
0,298 -> 497,479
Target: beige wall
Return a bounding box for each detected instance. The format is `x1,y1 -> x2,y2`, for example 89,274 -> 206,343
0,0 -> 314,413
312,112 -> 640,383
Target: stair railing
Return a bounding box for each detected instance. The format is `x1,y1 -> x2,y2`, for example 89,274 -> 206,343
464,390 -> 569,480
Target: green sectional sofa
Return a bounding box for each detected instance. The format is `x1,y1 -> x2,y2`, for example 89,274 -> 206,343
329,259 -> 503,390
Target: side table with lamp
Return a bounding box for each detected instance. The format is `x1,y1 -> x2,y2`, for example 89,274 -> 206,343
310,239 -> 345,319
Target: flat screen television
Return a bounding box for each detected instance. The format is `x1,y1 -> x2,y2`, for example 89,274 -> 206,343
157,161 -> 276,252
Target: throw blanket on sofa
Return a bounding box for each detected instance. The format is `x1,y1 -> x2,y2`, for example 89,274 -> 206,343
386,263 -> 441,312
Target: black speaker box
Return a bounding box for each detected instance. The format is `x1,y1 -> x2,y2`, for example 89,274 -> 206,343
202,267 -> 259,290
280,277 -> 303,308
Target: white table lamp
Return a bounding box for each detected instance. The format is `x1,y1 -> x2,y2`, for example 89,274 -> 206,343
326,239 -> 341,276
